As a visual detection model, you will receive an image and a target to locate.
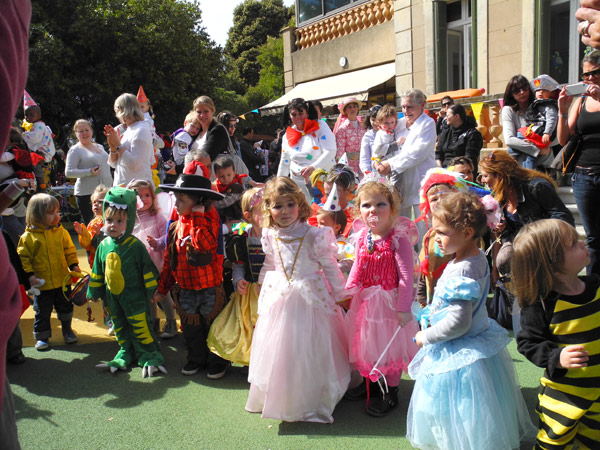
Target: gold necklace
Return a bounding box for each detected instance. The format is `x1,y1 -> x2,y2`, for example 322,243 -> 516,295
275,228 -> 308,282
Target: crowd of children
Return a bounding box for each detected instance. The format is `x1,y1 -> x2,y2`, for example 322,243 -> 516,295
6,88 -> 598,450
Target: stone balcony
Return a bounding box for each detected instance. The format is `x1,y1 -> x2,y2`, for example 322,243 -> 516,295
294,0 -> 394,50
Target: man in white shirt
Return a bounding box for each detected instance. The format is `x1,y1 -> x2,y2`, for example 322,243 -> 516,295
374,89 -> 437,245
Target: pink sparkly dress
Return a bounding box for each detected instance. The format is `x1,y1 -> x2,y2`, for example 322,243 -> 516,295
345,218 -> 420,386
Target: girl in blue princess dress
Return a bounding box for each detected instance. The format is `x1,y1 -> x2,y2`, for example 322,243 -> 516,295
407,191 -> 535,450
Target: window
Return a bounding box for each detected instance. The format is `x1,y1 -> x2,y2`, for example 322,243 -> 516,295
537,0 -> 585,84
297,0 -> 369,26
435,0 -> 474,92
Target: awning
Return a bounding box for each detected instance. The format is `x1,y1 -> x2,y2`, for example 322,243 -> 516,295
259,62 -> 395,116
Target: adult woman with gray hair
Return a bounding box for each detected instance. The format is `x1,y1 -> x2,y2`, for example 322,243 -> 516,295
104,93 -> 154,187
374,89 -> 437,240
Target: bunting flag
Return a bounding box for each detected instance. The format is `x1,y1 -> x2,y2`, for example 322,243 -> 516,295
471,102 -> 484,121
251,109 -> 259,113
239,114 -> 246,120
498,99 -> 504,109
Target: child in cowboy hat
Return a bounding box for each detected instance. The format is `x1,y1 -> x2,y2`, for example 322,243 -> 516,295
154,171 -> 231,379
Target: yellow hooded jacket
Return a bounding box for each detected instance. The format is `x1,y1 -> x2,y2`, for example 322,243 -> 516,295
17,224 -> 79,290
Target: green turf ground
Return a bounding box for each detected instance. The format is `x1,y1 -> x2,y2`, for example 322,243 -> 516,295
8,335 -> 541,450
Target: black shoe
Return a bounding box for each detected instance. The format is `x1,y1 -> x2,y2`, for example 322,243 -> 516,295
181,361 -> 202,376
207,362 -> 229,380
344,380 -> 367,401
7,352 -> 26,365
366,387 -> 398,417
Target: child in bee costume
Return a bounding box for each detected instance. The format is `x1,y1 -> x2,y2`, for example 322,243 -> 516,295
87,186 -> 166,378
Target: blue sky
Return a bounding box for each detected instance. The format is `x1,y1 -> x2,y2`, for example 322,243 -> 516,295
198,0 -> 295,47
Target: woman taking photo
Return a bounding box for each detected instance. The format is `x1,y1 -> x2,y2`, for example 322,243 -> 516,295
502,75 -> 553,169
65,119 -> 112,223
557,49 -> 600,275
435,104 -> 483,173
104,93 -> 154,188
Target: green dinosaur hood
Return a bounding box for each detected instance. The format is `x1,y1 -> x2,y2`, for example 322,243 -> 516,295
103,186 -> 137,240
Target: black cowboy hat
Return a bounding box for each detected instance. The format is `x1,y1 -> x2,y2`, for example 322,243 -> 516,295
159,174 -> 224,200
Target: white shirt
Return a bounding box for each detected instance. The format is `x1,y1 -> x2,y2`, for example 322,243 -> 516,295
387,113 -> 437,205
108,120 -> 154,187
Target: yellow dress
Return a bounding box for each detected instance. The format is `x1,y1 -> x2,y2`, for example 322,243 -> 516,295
207,225 -> 264,366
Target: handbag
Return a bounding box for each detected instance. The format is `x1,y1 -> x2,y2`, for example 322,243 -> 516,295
486,279 -> 514,330
551,98 -> 585,175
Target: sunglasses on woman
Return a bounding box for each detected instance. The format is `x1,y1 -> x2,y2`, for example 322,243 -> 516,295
511,86 -> 529,95
581,68 -> 600,80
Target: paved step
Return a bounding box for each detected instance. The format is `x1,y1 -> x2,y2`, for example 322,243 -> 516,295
558,186 -> 576,205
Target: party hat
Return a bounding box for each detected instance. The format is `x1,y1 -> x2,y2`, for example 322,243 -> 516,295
323,182 -> 341,212
137,85 -> 148,103
23,90 -> 37,109
338,152 -> 348,165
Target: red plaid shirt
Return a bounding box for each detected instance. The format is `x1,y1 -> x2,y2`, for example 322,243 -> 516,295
157,206 -> 223,293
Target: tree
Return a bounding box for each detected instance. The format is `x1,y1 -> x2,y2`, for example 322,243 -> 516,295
26,0 -> 223,145
225,0 -> 291,87
242,36 -> 285,134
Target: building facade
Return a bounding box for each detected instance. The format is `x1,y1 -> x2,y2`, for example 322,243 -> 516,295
266,0 -> 584,113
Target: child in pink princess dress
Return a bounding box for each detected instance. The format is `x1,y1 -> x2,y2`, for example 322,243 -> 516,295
344,180 -> 420,417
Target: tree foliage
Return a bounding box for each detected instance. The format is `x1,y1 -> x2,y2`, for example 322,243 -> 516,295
242,36 -> 285,133
26,0 -> 223,145
225,0 -> 291,87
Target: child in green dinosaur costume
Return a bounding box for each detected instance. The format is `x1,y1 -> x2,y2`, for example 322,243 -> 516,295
87,186 -> 166,378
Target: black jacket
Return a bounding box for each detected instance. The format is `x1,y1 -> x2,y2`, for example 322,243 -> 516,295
435,116 -> 483,168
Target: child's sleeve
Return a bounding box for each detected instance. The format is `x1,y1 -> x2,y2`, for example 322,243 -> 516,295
189,210 -> 218,253
372,130 -> 391,159
419,276 -> 480,345
258,228 -> 274,284
16,232 -> 34,275
78,226 -> 92,251
517,301 -> 565,378
87,243 -> 106,300
393,236 -> 416,312
154,213 -> 168,253
62,228 -> 79,269
543,104 -> 558,136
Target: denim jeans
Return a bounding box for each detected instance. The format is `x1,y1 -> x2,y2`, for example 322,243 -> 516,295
178,287 -> 221,366
572,171 -> 600,275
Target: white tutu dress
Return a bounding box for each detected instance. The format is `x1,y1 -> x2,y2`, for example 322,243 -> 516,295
406,251 -> 535,449
245,221 -> 351,423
